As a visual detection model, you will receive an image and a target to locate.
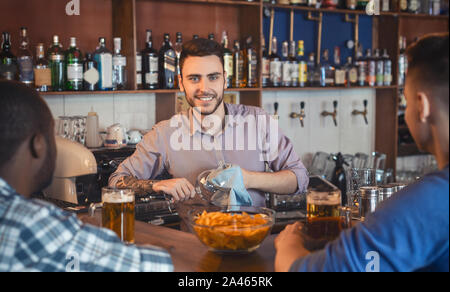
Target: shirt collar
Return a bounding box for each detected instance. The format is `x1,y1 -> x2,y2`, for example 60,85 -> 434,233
188,103 -> 239,137
0,177 -> 15,197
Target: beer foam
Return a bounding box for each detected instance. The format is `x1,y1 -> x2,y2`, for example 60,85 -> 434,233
307,192 -> 341,206
103,193 -> 134,203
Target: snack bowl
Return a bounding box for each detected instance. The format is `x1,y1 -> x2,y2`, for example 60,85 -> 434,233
187,206 -> 275,253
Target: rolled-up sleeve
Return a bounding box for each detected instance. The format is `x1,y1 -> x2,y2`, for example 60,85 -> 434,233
269,130 -> 309,195
109,126 -> 166,187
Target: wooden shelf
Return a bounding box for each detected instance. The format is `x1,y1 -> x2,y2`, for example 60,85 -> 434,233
262,85 -> 398,91
137,0 -> 261,6
263,3 -> 449,20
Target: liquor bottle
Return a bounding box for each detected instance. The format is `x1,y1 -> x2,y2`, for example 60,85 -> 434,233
408,0 -> 421,13
334,47 -> 346,87
269,37 -> 282,87
159,33 -> 176,89
290,0 -> 307,5
346,0 -> 357,9
93,37 -> 113,91
322,0 -> 339,8
307,0 -> 318,6
112,37 -> 127,90
399,0 -> 408,11
381,0 -> 390,11
34,43 -> 51,92
240,39 -> 249,88
305,53 -> 314,86
208,33 -> 215,41
375,49 -> 384,87
289,41 -> 299,87
83,53 -> 99,91
17,27 -> 34,86
245,36 -> 258,88
222,32 -> 233,88
432,0 -> 441,15
261,37 -> 270,88
320,49 -> 335,87
281,41 -> 291,87
232,40 -> 245,88
344,56 -> 358,87
48,35 -> 65,91
193,35 -> 199,40
398,36 -> 407,86
174,32 -> 183,88
356,44 -> 366,86
142,30 -> 159,90
65,37 -> 83,91
136,52 -> 143,89
382,49 -> 392,86
0,32 -> 18,81
366,49 -> 376,87
357,0 -> 370,10
298,40 -> 307,88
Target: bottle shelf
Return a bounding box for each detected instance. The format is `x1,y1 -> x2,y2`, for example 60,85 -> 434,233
140,0 -> 261,6
263,3 -> 449,20
39,85 -> 398,96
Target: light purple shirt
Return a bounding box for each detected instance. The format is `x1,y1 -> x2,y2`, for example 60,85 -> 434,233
109,103 -> 309,207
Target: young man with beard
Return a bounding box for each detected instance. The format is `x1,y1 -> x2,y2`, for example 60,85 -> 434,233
0,81 -> 173,272
109,38 -> 309,208
274,33 -> 449,272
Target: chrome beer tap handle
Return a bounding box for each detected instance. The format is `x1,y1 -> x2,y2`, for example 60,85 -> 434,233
352,99 -> 368,125
321,100 -> 338,127
289,102 -> 306,128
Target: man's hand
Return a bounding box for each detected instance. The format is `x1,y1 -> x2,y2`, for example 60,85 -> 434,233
153,178 -> 196,202
274,221 -> 310,272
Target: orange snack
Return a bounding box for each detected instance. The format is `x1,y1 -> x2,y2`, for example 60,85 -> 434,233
193,211 -> 271,251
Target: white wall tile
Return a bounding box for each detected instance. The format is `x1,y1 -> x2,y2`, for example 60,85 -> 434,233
113,93 -> 156,131
63,94 -> 114,131
43,95 -> 65,119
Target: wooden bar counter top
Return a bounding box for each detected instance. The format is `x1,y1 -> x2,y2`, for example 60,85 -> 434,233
79,214 -> 277,272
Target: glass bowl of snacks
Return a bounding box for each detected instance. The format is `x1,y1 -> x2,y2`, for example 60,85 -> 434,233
187,206 -> 275,253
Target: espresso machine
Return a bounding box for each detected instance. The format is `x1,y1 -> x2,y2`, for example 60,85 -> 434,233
42,137 -> 179,226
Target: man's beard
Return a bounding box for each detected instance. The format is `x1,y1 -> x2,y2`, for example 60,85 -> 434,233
185,89 -> 225,116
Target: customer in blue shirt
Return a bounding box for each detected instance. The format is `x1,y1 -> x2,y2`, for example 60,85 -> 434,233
0,81 -> 173,272
275,33 -> 449,272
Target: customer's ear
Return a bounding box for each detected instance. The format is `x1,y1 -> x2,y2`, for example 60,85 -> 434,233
29,133 -> 46,159
417,92 -> 431,123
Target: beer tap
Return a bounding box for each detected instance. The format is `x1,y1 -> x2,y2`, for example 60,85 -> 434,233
352,99 -> 369,125
273,102 -> 279,119
321,100 -> 338,127
290,101 -> 306,128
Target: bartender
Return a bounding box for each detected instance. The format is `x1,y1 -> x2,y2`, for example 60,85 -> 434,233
109,38 -> 308,207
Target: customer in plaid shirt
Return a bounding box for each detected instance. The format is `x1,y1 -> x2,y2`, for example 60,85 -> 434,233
0,81 -> 173,272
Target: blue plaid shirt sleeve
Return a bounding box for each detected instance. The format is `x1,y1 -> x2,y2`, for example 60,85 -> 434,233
0,178 -> 173,272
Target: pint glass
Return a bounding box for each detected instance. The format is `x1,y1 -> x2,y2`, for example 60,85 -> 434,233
99,187 -> 135,244
306,188 -> 342,242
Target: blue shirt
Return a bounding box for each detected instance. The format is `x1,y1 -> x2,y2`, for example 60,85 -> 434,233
0,178 -> 173,272
291,166 -> 449,272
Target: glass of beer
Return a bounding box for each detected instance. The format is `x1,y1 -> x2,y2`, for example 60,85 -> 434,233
305,188 -> 342,245
90,187 -> 135,244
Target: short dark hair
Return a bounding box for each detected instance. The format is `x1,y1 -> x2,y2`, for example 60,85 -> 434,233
179,38 -> 224,75
0,80 -> 54,167
406,33 -> 449,108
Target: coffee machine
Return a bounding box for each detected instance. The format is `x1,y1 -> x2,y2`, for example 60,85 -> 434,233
44,137 -> 100,205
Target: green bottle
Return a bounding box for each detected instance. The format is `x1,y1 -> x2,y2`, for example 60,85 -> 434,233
48,35 -> 65,91
65,37 -> 83,91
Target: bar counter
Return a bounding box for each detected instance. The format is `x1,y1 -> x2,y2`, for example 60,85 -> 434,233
78,214 -> 276,272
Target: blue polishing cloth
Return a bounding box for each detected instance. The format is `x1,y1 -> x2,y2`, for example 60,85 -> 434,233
209,165 -> 253,207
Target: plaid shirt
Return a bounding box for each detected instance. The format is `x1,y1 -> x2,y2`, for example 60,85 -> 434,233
0,178 -> 173,272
